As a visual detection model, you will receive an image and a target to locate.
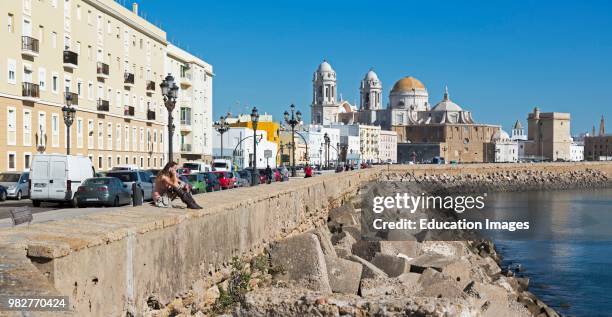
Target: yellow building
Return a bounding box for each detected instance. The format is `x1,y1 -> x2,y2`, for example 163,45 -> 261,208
0,0 -> 168,171
227,113 -> 280,143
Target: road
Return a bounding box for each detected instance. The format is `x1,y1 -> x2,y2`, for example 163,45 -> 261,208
0,198 -> 59,220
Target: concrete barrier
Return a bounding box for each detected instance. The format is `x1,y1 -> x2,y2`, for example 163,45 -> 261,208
0,162 -> 610,316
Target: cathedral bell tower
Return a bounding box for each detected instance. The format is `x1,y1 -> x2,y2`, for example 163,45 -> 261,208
311,60 -> 337,125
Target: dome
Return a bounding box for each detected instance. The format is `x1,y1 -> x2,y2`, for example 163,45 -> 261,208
391,76 -> 425,92
317,60 -> 334,73
431,86 -> 463,111
492,130 -> 510,141
365,69 -> 379,81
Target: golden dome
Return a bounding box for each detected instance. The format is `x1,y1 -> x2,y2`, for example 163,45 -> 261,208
391,76 -> 425,92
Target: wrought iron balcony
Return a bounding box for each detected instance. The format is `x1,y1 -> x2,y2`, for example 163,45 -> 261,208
181,144 -> 192,152
63,50 -> 78,69
96,62 -> 110,79
21,36 -> 39,57
147,110 -> 156,120
97,99 -> 109,112
124,73 -> 135,87
65,92 -> 79,106
22,82 -> 40,99
124,106 -> 135,116
146,80 -> 156,93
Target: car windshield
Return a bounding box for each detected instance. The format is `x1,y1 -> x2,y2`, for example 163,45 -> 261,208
107,172 -> 137,182
183,163 -> 200,170
187,175 -> 199,182
0,173 -> 20,182
83,178 -> 111,185
213,162 -> 227,168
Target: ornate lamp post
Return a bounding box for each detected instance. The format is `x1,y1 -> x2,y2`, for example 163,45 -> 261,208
250,107 -> 259,185
283,104 -> 302,177
323,132 -> 330,170
213,113 -> 231,159
62,92 -> 76,155
160,74 -> 179,163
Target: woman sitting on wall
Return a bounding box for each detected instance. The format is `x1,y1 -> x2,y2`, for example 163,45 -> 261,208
153,161 -> 202,209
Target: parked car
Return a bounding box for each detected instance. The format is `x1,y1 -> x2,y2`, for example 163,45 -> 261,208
202,172 -> 221,192
76,177 -> 132,207
187,173 -> 207,194
30,155 -> 95,207
213,171 -> 234,189
111,164 -> 140,171
225,171 -> 237,188
0,171 -> 30,200
258,169 -> 270,184
0,185 -> 7,201
182,162 -> 212,174
272,169 -> 282,182
236,170 -> 255,187
106,170 -> 154,204
212,159 -> 233,172
177,174 -> 193,192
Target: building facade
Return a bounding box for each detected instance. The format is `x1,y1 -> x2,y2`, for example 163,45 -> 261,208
524,107 -> 571,161
492,130 -> 518,163
166,44 -> 213,163
378,129 -> 397,163
213,127 -> 278,169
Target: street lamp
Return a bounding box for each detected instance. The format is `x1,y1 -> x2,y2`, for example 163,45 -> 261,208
160,74 -> 179,163
213,113 -> 231,159
283,104 -> 302,177
62,92 -> 76,155
250,107 -> 259,185
323,132 -> 330,170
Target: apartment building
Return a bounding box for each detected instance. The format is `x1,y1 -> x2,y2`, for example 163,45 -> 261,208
166,44 -> 213,163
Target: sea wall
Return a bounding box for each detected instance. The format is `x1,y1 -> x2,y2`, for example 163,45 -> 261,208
0,162 -> 610,316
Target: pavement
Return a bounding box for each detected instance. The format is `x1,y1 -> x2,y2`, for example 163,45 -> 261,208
0,198 -> 58,220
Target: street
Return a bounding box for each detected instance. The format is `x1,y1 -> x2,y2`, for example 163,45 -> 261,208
0,199 -> 59,220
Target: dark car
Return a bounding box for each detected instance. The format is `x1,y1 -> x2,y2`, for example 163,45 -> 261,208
0,185 -> 7,201
202,172 -> 221,192
76,177 -> 132,207
237,169 -> 258,187
106,170 -> 154,203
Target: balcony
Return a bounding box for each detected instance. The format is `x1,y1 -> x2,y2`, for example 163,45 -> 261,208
61,51 -> 78,70
97,99 -> 109,112
147,110 -> 156,120
96,62 -> 110,79
124,106 -> 135,117
146,80 -> 156,94
65,92 -> 79,106
123,73 -> 135,88
21,36 -> 39,58
180,73 -> 192,88
22,82 -> 40,100
181,144 -> 192,152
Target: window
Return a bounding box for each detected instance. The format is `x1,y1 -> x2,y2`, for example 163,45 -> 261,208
132,127 -> 137,151
76,118 -> 83,148
52,73 -> 59,93
76,5 -> 81,20
116,90 -> 121,108
87,119 -> 93,149
51,114 -> 59,147
51,0 -> 57,8
97,122 -> 103,150
7,108 -> 17,145
24,153 -> 31,169
23,110 -> 32,146
7,59 -> 16,84
38,68 -> 46,90
107,156 -> 111,169
107,20 -> 111,33
8,14 -> 14,33
139,128 -> 144,151
116,124 -> 121,150
51,31 -> 57,49
87,10 -> 92,25
124,126 -> 129,151
107,122 -> 112,149
98,156 -> 102,169
37,112 -> 46,148
87,81 -> 93,100
38,25 -> 44,43
77,80 -> 82,96
7,153 -> 16,171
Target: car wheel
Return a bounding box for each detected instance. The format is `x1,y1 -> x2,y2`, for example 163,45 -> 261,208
138,191 -> 144,205
0,191 -> 6,201
16,191 -> 22,201
32,200 -> 41,207
70,196 -> 78,208
113,196 -> 119,207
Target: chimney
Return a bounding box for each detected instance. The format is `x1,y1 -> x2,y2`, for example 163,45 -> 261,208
132,2 -> 139,15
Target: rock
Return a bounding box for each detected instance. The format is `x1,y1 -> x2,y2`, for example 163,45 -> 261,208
269,233 -> 332,293
352,240 -> 418,261
371,253 -> 411,277
324,255 -> 362,294
329,204 -> 358,226
516,277 -> 529,291
408,253 -> 458,273
203,285 -> 220,305
332,231 -> 357,258
309,227 -> 337,257
397,272 -> 421,288
416,268 -> 464,299
348,255 -> 388,278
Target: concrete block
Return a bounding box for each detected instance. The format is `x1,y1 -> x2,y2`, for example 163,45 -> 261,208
329,204 -> 357,226
324,255 -> 362,294
348,255 -> 388,279
308,227 -> 337,257
416,268 -> 464,298
408,253 -> 458,273
269,233 -> 332,293
332,231 -> 356,257
371,253 -> 411,277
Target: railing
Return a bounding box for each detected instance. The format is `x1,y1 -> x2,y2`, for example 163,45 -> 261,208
147,110 -> 156,120
21,36 -> 39,54
63,50 -> 78,66
124,73 -> 134,85
124,106 -> 135,116
97,99 -> 109,112
180,119 -> 192,126
65,92 -> 79,106
22,82 -> 40,98
146,80 -> 156,92
181,144 -> 192,152
96,62 -> 109,77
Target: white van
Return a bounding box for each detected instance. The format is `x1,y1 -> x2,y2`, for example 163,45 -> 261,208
212,159 -> 233,172
181,161 -> 212,174
30,154 -> 95,207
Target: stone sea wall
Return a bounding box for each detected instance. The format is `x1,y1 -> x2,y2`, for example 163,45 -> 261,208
0,162 -> 609,316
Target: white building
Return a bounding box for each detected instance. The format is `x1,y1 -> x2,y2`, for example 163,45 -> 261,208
379,130 -> 398,163
330,123 -> 380,163
511,120 -> 528,141
570,139 -> 584,161
212,127 -> 277,169
166,44 -> 213,163
303,125 -> 340,166
492,130 -> 519,163
342,135 -> 361,165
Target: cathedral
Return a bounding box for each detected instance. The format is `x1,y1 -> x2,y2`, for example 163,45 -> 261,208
310,60 -> 500,163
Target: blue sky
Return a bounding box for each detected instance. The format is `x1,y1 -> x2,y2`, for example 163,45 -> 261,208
128,0 -> 611,134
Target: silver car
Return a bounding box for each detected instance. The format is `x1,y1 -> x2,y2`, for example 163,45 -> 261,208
105,170 -> 154,203
0,172 -> 30,200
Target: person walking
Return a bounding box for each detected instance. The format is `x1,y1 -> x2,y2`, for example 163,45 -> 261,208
265,165 -> 273,184
304,164 -> 313,178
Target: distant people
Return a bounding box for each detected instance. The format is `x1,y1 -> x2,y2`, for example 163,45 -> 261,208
265,165 -> 273,184
304,164 -> 313,178
280,165 -> 289,181
345,164 -> 349,171
153,161 -> 202,209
